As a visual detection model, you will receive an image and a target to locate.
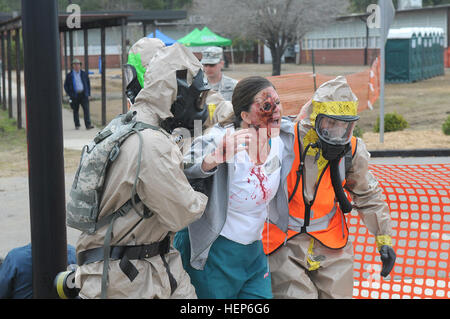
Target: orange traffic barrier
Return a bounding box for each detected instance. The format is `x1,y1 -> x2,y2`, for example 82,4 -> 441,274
351,164 -> 449,299
267,58 -> 381,116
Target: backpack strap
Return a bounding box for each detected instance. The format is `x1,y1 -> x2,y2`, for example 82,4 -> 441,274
99,120 -> 161,298
95,195 -> 140,231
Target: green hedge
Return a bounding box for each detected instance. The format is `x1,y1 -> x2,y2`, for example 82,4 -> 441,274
442,115 -> 450,135
373,112 -> 408,133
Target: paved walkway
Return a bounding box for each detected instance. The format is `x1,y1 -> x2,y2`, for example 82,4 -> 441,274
7,74 -> 98,151
0,106 -> 96,256
61,106 -> 99,151
1,78 -> 98,256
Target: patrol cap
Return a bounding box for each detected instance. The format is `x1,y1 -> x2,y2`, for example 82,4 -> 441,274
201,46 -> 223,64
72,58 -> 82,65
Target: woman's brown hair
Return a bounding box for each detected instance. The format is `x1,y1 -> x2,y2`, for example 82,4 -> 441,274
220,76 -> 275,127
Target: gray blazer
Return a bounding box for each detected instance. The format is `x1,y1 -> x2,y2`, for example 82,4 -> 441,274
183,118 -> 295,270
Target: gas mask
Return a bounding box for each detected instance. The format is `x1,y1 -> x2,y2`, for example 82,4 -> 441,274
161,69 -> 210,134
123,64 -> 142,105
315,113 -> 359,161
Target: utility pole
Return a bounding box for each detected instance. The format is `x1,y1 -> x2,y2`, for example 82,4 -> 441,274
378,0 -> 395,143
22,0 -> 68,298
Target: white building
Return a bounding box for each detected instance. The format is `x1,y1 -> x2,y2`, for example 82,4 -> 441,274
298,3 -> 449,67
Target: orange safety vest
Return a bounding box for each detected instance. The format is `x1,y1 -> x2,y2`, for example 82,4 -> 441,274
263,123 -> 357,255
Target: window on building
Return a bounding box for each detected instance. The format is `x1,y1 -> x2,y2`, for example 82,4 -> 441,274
369,37 -> 376,48
357,37 -> 362,48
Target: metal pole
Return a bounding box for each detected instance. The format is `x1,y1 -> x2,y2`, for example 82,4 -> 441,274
379,0 -> 386,143
365,23 -> 369,66
22,0 -> 67,299
15,29 -> 22,129
312,48 -> 317,91
64,31 -> 68,76
1,33 -> 5,111
101,26 -> 106,125
7,29 -> 12,119
360,16 -> 369,66
121,17 -> 127,113
83,28 -> 89,75
69,30 -> 74,64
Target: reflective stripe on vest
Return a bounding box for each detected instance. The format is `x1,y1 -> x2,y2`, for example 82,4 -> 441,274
263,123 -> 357,255
287,204 -> 337,234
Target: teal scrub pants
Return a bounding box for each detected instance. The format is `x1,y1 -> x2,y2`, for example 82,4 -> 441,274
174,228 -> 272,299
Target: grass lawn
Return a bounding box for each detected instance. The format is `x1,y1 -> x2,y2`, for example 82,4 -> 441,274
0,109 -> 81,178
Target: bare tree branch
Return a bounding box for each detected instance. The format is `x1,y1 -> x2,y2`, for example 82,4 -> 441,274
190,0 -> 348,75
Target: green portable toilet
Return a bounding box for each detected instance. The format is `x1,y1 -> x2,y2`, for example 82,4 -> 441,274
386,28 -> 418,83
422,29 -> 432,79
416,29 -> 424,81
410,29 -> 422,82
432,28 -> 445,76
430,28 -> 438,77
438,29 -> 445,76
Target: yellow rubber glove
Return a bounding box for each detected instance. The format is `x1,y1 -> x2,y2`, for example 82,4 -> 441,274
376,235 -> 396,277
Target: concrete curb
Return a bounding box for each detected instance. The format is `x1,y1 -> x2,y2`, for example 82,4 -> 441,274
368,149 -> 450,158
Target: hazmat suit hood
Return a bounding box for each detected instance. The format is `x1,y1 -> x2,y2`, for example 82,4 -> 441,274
127,37 -> 166,88
298,76 -> 359,129
131,43 -> 207,129
125,38 -> 166,104
294,76 -> 360,172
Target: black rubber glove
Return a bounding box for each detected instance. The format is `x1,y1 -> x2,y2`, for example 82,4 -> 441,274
379,245 -> 396,277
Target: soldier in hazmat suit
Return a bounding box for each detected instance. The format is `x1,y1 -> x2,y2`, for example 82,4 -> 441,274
125,38 -> 234,153
125,37 -> 234,196
262,76 -> 396,299
71,40 -> 210,299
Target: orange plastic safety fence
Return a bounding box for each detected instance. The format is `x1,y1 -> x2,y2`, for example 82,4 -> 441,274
351,164 -> 449,299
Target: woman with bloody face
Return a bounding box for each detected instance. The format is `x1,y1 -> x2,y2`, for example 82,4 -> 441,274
174,76 -> 296,299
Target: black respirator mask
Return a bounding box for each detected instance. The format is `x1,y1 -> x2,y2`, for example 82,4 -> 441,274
315,113 -> 359,161
161,69 -> 210,134
314,113 -> 359,214
123,64 -> 142,105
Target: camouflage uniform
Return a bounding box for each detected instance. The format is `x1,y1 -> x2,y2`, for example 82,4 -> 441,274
209,75 -> 238,102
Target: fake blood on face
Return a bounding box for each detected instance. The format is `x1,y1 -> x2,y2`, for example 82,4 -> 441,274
249,90 -> 281,140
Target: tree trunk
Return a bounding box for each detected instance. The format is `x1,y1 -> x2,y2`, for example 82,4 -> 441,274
271,46 -> 282,76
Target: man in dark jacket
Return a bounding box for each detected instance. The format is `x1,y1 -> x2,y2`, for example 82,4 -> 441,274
64,58 -> 94,130
0,243 -> 77,299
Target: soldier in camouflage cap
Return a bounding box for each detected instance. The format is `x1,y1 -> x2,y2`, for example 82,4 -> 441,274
201,46 -> 237,102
